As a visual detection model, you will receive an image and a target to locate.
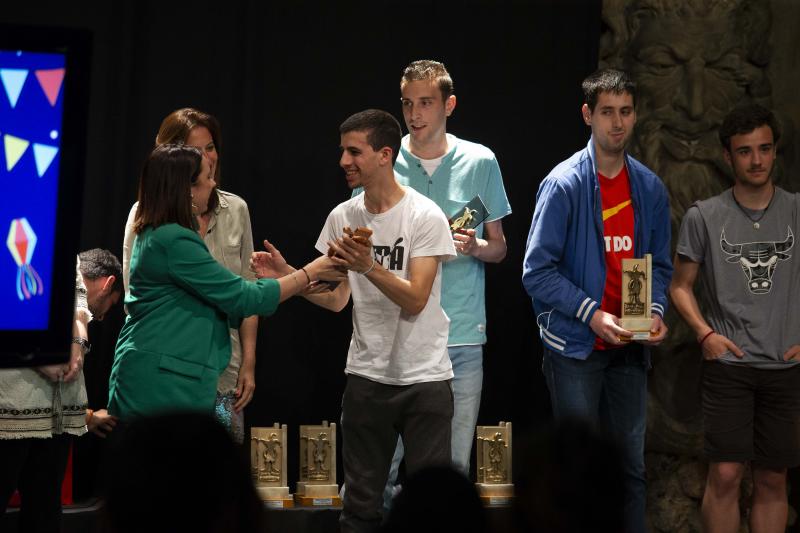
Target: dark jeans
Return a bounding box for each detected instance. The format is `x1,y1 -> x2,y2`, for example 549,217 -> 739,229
542,345 -> 647,533
339,374 -> 453,533
0,434 -> 72,533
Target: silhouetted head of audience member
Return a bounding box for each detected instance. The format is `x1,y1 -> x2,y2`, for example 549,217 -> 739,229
381,465 -> 486,533
513,418 -> 626,533
103,412 -> 264,533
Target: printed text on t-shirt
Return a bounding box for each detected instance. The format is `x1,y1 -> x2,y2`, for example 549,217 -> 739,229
373,238 -> 405,270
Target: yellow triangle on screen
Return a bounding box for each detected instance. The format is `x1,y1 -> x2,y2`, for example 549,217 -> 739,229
4,134 -> 30,172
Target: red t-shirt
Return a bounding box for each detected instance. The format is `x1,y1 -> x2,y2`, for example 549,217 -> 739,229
594,165 -> 634,350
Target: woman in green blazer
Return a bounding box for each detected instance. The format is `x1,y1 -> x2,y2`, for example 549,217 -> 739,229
108,145 -> 342,419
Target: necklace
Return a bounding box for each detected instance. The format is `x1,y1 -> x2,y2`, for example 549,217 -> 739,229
731,187 -> 774,230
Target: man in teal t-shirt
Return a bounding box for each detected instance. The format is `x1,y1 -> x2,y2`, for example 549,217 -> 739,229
389,60 -> 512,486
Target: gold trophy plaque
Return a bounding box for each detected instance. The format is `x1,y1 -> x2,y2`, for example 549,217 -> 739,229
295,421 -> 341,507
251,423 -> 294,508
476,421 -> 514,507
620,254 -> 653,340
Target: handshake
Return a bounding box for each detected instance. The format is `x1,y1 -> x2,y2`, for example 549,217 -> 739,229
327,226 -> 373,258
325,226 -> 375,283
249,227 -> 374,290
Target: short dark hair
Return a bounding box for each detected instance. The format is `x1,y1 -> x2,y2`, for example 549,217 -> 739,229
719,103 -> 781,151
79,249 -> 123,294
339,109 -> 402,163
401,60 -> 454,101
133,144 -> 203,234
582,68 -> 636,111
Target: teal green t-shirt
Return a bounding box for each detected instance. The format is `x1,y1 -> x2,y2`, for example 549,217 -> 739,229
356,134 -> 511,345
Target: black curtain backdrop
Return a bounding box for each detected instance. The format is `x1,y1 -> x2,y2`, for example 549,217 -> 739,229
5,0 -> 601,498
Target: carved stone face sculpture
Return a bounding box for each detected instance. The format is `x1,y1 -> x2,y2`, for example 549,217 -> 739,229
606,0 -> 772,235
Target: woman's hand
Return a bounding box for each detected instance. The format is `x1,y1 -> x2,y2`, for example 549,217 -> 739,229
250,239 -> 293,279
233,361 -> 256,412
303,255 -> 348,282
302,281 -> 333,295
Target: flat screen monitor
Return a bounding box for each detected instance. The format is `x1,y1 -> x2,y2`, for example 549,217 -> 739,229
0,25 -> 91,367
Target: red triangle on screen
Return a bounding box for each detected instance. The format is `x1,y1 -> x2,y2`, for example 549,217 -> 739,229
34,68 -> 65,106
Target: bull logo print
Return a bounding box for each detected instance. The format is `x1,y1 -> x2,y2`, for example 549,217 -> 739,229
720,227 -> 794,294
373,238 -> 405,271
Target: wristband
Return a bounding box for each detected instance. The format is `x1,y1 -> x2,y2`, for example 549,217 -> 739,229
300,267 -> 312,284
361,258 -> 376,275
698,330 -> 715,347
72,337 -> 91,354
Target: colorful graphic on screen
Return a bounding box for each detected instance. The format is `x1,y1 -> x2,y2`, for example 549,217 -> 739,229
0,50 -> 65,330
6,218 -> 43,301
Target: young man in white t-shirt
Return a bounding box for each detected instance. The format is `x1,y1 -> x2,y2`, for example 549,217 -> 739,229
251,109 -> 456,533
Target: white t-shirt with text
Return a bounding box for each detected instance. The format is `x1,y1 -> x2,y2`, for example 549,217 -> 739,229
315,186 -> 456,385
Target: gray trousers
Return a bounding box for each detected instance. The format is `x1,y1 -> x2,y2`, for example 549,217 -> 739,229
339,374 -> 453,533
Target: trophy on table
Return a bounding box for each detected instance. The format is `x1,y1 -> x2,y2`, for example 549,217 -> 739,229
448,195 -> 490,232
251,423 -> 294,508
295,421 -> 341,507
475,421 -> 514,507
620,254 -> 653,340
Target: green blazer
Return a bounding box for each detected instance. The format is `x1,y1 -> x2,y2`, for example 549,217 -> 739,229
108,223 -> 279,419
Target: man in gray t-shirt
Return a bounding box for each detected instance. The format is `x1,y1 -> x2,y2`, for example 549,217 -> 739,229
678,188 -> 799,368
671,104 -> 800,533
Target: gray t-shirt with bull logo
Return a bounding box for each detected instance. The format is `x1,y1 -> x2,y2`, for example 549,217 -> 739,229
677,186 -> 800,368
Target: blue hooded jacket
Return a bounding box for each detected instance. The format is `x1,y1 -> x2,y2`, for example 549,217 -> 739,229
522,138 -> 672,359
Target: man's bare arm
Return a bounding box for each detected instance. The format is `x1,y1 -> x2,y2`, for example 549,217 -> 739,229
670,255 -> 710,337
329,236 -> 438,315
303,280 -> 352,312
670,254 -> 743,359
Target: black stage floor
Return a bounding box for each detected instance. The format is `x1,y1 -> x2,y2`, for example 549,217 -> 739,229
3,499 -> 515,532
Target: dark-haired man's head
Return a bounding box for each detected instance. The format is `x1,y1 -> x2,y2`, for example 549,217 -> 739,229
582,68 -> 636,112
78,248 -> 122,321
339,109 -> 402,189
719,104 -> 779,188
581,69 -> 637,158
719,104 -> 780,152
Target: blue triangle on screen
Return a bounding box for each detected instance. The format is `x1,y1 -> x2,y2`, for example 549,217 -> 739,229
0,69 -> 29,108
33,143 -> 59,177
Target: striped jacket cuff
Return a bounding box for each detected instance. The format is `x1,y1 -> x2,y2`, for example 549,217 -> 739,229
576,297 -> 598,324
651,302 -> 665,318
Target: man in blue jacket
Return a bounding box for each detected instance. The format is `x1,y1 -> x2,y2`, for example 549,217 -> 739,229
522,68 -> 671,533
